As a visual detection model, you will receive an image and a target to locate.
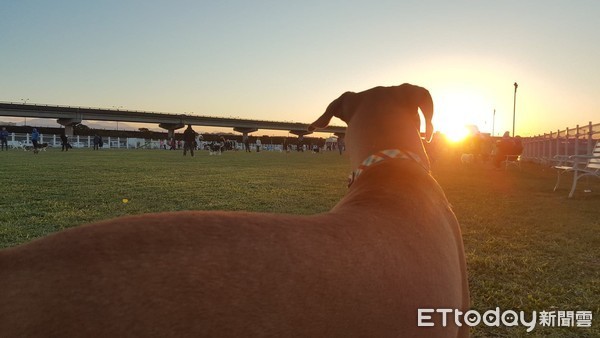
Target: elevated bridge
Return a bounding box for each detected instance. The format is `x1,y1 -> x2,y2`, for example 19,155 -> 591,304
0,102 -> 346,139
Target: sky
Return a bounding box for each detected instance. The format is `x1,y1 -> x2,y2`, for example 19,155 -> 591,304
1,0 -> 599,138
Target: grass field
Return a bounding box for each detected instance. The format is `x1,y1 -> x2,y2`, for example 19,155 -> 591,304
1,148 -> 598,337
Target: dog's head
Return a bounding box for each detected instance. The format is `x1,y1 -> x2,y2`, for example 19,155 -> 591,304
308,83 -> 434,142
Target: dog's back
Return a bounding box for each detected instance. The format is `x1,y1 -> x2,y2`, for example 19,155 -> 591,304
0,84 -> 469,337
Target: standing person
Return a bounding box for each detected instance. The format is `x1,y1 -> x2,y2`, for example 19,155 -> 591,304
183,124 -> 196,157
0,127 -> 8,151
297,136 -> 304,152
93,134 -> 100,150
219,136 -> 226,153
31,128 -> 40,154
493,131 -> 515,168
244,135 -> 251,152
338,136 -> 345,155
255,138 -> 261,153
60,131 -> 69,152
196,133 -> 203,150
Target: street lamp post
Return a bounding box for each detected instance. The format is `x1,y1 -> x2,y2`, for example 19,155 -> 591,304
512,82 -> 518,137
492,109 -> 496,136
21,98 -> 29,126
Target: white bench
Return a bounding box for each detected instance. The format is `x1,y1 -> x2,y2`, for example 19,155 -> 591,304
553,141 -> 600,198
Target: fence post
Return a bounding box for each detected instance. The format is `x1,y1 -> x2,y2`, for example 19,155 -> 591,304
555,129 -> 560,157
108,137 -> 112,149
588,121 -> 593,155
117,137 -> 120,149
127,138 -> 129,149
53,134 -> 57,146
88,136 -> 91,148
575,125 -> 579,155
27,133 -> 30,144
77,135 -> 80,147
542,133 -> 546,159
11,132 -> 15,142
565,127 -> 570,157
548,132 -> 552,160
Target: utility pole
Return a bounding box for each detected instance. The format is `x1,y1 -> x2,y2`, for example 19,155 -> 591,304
21,98 -> 29,126
512,82 -> 518,137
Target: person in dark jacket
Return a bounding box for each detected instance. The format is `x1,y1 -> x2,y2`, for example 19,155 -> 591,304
183,124 -> 196,157
60,131 -> 70,152
0,127 -> 8,151
31,128 -> 40,154
93,134 -> 100,150
494,131 -> 523,168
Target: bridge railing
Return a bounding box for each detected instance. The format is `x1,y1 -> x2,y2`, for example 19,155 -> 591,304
521,121 -> 600,164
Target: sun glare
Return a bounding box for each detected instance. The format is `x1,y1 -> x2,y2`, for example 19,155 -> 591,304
444,125 -> 470,143
430,86 -> 492,142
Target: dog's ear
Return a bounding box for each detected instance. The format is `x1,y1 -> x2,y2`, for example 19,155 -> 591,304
414,85 -> 434,143
308,92 -> 352,131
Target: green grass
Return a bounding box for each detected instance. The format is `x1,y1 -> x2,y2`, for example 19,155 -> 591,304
1,148 -> 598,337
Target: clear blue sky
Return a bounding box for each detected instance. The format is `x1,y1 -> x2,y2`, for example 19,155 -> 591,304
1,0 -> 598,136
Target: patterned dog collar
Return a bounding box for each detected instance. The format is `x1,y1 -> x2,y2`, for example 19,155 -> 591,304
348,149 -> 428,187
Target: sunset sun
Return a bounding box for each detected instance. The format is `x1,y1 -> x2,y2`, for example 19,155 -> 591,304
431,87 -> 492,142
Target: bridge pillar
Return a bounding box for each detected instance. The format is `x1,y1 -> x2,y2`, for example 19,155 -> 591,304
289,130 -> 313,137
159,123 -> 185,139
233,127 -> 258,140
57,118 -> 82,136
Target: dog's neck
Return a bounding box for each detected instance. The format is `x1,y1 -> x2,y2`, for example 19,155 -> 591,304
347,149 -> 427,187
345,122 -> 430,174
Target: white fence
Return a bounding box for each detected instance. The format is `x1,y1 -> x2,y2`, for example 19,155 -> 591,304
522,121 -> 600,164
2,133 -> 320,152
4,133 -> 165,149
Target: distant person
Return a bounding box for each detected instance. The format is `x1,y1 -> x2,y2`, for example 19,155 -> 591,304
494,131 -> 522,168
297,136 -> 303,152
196,134 -> 203,150
183,124 -> 196,157
283,138 -> 289,153
219,136 -> 226,152
255,138 -> 261,152
0,127 -> 8,151
93,134 -> 100,150
31,128 -> 40,154
244,135 -> 250,152
338,137 -> 345,155
169,137 -> 176,150
513,136 -> 523,155
60,131 -> 70,152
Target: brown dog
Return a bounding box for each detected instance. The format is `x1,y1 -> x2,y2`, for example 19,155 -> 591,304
0,84 -> 469,337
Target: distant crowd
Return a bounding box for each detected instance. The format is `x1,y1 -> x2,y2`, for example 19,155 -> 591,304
427,130 -> 524,169
0,125 -> 347,156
